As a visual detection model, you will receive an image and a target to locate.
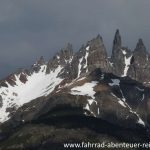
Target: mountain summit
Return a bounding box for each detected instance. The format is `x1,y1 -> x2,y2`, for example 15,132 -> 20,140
0,30 -> 150,149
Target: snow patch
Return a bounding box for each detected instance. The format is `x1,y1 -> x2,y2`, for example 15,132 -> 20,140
84,104 -> 90,111
77,46 -> 90,78
121,49 -> 127,55
71,81 -> 98,99
98,108 -> 100,115
118,100 -> 126,107
77,57 -> 84,78
109,62 -> 114,67
138,118 -> 145,126
146,55 -> 149,61
100,74 -> 104,80
68,56 -> 73,64
83,50 -> 89,73
111,92 -> 145,126
77,77 -> 86,82
130,108 -> 145,126
57,55 -> 60,59
111,93 -> 126,108
141,94 -> 145,101
109,79 -> 120,86
86,46 -> 90,51
119,88 -> 126,102
136,87 -> 144,92
122,55 -> 132,77
88,99 -> 97,105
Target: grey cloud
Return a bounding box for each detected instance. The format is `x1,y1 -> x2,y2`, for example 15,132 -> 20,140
0,0 -> 150,78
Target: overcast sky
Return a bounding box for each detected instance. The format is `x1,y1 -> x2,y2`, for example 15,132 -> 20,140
0,0 -> 150,78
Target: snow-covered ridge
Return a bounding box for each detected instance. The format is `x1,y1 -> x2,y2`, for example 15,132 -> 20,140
0,65 -> 63,122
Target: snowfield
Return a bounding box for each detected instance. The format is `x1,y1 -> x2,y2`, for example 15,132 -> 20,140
0,65 -> 63,122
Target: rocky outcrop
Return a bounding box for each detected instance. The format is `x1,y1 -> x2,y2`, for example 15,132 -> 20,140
31,56 -> 46,73
46,43 -> 73,74
86,35 -> 110,73
111,31 -> 150,86
111,30 -> 133,77
128,39 -> 150,86
69,35 -> 110,79
112,29 -> 122,58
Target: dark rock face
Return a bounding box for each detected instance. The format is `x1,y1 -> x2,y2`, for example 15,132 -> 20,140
37,56 -> 45,66
112,47 -> 132,77
111,32 -> 150,86
68,35 -> 110,79
89,69 -> 150,128
112,29 -> 122,58
0,114 -> 148,150
31,56 -> 46,73
87,35 -> 110,73
46,43 -> 73,74
19,73 -> 28,84
128,39 -> 150,85
4,74 -> 17,87
111,30 -> 133,77
0,96 -> 2,108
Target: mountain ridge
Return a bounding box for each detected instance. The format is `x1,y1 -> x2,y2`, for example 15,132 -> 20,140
0,29 -> 150,149
0,29 -> 150,123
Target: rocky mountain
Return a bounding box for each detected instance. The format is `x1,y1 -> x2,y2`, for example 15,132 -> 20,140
111,30 -> 150,84
0,30 -> 150,149
111,29 -> 133,76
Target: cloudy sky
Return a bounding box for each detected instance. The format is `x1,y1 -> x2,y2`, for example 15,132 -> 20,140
0,0 -> 150,78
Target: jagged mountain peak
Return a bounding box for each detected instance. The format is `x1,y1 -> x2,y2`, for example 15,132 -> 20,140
46,44 -> 73,74
112,29 -> 122,52
136,38 -> 145,49
31,56 -> 46,73
67,34 -> 110,79
31,56 -> 46,69
1,30 -> 150,148
37,56 -> 45,65
131,39 -> 149,64
59,43 -> 73,59
0,30 -> 150,125
110,31 -> 150,84
87,34 -> 105,51
135,38 -> 146,51
111,30 -> 125,75
127,38 -> 150,84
